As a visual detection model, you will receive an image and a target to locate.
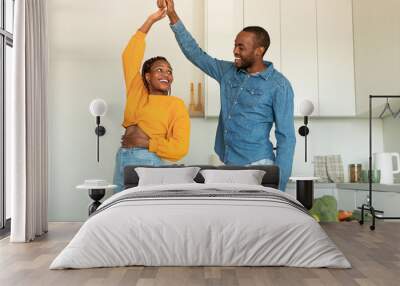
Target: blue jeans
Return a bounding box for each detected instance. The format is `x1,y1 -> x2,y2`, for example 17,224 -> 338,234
113,147 -> 164,193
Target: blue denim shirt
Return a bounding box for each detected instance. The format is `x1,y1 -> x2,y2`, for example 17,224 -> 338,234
171,21 -> 296,191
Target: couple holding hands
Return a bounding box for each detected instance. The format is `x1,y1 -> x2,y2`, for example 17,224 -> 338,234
114,0 -> 296,192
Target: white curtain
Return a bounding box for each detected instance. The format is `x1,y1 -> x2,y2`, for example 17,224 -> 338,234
8,0 -> 48,242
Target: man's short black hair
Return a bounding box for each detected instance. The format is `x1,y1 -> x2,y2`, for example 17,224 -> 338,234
242,26 -> 270,56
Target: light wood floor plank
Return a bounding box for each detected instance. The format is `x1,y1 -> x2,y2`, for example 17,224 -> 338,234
0,222 -> 400,286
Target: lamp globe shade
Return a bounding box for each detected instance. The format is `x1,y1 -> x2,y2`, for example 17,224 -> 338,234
89,99 -> 108,117
299,99 -> 314,116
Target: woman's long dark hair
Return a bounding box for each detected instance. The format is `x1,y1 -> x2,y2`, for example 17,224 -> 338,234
141,56 -> 170,93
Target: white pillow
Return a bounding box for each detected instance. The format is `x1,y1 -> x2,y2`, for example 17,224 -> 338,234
135,167 -> 200,186
200,169 -> 266,185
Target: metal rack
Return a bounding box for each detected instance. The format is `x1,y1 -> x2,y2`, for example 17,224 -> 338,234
359,95 -> 400,230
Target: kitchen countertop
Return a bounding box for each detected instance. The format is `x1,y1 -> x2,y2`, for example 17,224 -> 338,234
286,182 -> 400,192
286,181 -> 336,189
336,183 -> 400,193
286,182 -> 336,189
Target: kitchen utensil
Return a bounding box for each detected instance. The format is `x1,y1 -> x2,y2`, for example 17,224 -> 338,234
349,164 -> 362,183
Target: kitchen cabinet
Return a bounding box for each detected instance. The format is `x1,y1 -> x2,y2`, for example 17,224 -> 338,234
379,192 -> 398,218
281,0 -> 319,116
337,189 -> 356,211
243,0 -> 281,71
288,184 -> 400,218
355,190 -> 398,217
353,0 -> 400,116
311,184 -> 338,200
317,0 -> 356,116
338,187 -> 400,218
204,0 -> 356,117
354,190 -> 369,210
281,0 -> 355,116
204,0 -> 243,117
286,183 -> 338,202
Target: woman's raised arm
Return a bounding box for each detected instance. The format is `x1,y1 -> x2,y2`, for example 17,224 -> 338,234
139,8 -> 167,34
122,8 -> 167,91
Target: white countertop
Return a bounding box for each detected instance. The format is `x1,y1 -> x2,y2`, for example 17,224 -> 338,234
289,176 -> 320,181
287,182 -> 400,193
336,183 -> 400,193
286,182 -> 336,189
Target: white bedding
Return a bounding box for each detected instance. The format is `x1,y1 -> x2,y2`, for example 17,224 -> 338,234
50,183 -> 351,269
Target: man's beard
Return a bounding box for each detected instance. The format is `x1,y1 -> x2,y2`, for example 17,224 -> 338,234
235,58 -> 254,70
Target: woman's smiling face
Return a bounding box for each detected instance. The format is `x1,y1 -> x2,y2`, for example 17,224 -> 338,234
145,60 -> 174,94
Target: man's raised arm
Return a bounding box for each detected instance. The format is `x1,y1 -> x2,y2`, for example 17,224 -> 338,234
158,0 -> 232,82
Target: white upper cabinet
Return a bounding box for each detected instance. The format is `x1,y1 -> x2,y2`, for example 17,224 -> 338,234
244,0 -> 281,71
204,0 -> 281,117
281,0 -> 319,116
317,0 -> 356,116
353,0 -> 400,116
204,0 -> 356,117
204,0 -> 243,117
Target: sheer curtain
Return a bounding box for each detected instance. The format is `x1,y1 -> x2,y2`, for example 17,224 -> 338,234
8,0 -> 48,242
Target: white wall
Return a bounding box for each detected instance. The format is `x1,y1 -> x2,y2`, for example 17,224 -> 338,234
47,0 -> 385,221
183,118 -> 384,180
48,0 -> 204,221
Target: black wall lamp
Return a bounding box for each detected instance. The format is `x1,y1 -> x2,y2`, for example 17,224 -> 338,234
298,99 -> 315,162
89,99 -> 108,162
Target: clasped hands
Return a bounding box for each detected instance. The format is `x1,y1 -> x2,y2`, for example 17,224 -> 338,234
144,0 -> 176,25
156,0 -> 174,11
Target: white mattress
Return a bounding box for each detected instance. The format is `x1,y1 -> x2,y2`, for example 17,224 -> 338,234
50,183 -> 351,269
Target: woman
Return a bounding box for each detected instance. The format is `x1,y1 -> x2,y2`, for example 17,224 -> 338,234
113,8 -> 190,193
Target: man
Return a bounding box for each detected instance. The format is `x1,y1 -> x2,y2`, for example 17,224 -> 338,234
159,0 -> 295,191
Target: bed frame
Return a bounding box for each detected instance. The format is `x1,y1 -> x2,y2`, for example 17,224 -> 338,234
124,165 -> 280,190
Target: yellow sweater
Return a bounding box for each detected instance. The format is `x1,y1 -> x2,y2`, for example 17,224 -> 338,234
122,31 -> 190,161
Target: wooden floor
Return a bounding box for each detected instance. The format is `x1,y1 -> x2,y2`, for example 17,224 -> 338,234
0,222 -> 399,286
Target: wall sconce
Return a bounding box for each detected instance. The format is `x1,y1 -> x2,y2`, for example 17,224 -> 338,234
298,99 -> 314,162
89,99 -> 108,162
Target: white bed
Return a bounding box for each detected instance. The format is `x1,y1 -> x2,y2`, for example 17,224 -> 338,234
50,183 -> 351,269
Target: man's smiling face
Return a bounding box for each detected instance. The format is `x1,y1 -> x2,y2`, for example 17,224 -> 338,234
233,31 -> 258,70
